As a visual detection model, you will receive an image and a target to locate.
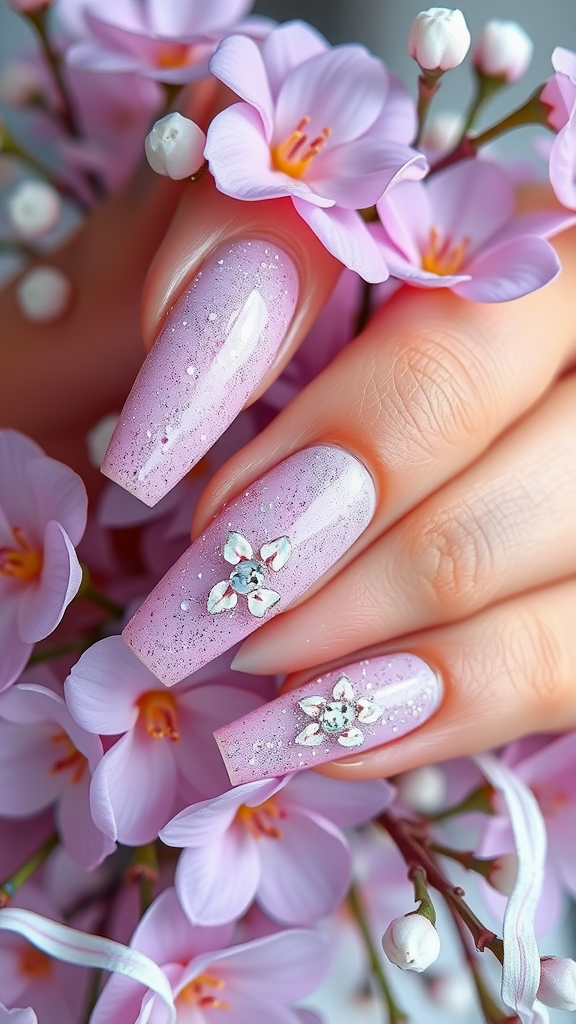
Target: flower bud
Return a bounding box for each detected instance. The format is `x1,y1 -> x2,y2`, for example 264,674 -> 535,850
421,109 -> 463,153
145,113 -> 206,180
408,8 -> 471,71
16,266 -> 71,322
395,765 -> 447,814
86,414 -> 119,468
487,853 -> 518,896
428,972 -> 475,1012
7,180 -> 61,240
382,914 -> 441,972
537,956 -> 576,1011
473,20 -> 533,82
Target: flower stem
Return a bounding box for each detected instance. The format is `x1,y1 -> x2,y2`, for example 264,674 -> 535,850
409,866 -> 436,925
379,811 -> 503,963
415,68 -> 444,147
126,843 -> 159,918
460,69 -> 507,138
448,903 -> 520,1024
348,884 -> 408,1023
26,7 -> 79,137
425,782 -> 496,822
77,567 -> 124,619
0,833 -> 58,907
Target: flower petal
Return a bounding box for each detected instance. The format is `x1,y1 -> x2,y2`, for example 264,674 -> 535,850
311,139 -> 427,209
0,909 -> 176,1024
292,200 -> 389,283
223,531 -> 253,565
262,20 -> 328,98
453,236 -> 561,303
131,886 -> 233,965
207,580 -> 237,614
0,430 -> 44,539
247,588 -> 280,617
427,158 -> 514,253
332,676 -> 354,702
356,698 -> 385,724
337,727 -> 365,748
57,776 -> 115,871
0,1004 -> 37,1024
64,635 -> 150,736
209,34 -> 274,137
474,753 -> 548,1024
295,723 -> 324,747
282,772 -> 394,829
298,696 -> 325,717
260,536 -> 292,571
159,788 -> 250,848
17,522 -> 82,644
549,112 -> 576,210
0,719 -> 63,816
175,826 -> 260,925
28,456 -> 87,547
0,597 -> 30,693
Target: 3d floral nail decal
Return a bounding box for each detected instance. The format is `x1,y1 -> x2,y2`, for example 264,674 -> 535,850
295,674 -> 384,748
207,530 -> 292,617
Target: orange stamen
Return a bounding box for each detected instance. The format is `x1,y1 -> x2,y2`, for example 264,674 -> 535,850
156,43 -> 194,69
271,116 -> 332,179
237,797 -> 286,839
179,973 -> 229,1010
137,691 -> 180,741
421,225 -> 470,276
19,944 -> 52,979
0,526 -> 43,581
50,731 -> 87,785
531,783 -> 570,818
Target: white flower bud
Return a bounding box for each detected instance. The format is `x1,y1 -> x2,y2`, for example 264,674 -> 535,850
382,914 -> 441,973
7,180 -> 61,240
488,853 -> 518,896
16,266 -> 71,323
408,8 -> 471,71
537,956 -> 576,1011
395,765 -> 447,814
145,113 -> 206,180
421,109 -> 463,153
473,20 -> 533,83
86,413 -> 120,468
428,972 -> 476,1012
0,61 -> 43,107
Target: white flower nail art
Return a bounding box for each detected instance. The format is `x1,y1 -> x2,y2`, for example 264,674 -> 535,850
295,674 -> 384,748
207,530 -> 292,617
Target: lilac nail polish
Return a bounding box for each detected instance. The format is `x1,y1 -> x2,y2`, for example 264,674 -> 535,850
214,653 -> 442,786
123,446 -> 376,685
101,239 -> 299,507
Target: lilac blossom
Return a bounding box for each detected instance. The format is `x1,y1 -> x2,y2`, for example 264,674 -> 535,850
91,886 -> 330,1024
61,0 -> 255,84
0,679 -> 114,870
541,47 -> 576,209
64,635 -> 265,845
160,772 -> 394,926
205,21 -> 427,283
372,158 -> 575,302
0,430 -> 87,692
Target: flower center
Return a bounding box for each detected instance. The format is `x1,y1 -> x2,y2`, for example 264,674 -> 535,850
229,559 -> 265,596
156,43 -> 196,69
19,944 -> 52,979
271,116 -> 332,179
319,701 -> 357,734
137,691 -> 180,741
421,226 -> 470,276
49,731 -> 87,784
0,526 -> 43,581
179,973 -> 229,1010
531,783 -> 570,818
237,797 -> 285,839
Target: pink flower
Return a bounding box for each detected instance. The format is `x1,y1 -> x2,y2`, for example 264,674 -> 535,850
0,679 -> 114,870
62,0 -> 254,84
205,21 -> 427,283
541,47 -> 576,209
372,158 -> 575,301
0,431 -> 87,692
91,886 -> 330,1024
64,635 -> 265,845
0,1004 -> 37,1024
160,772 -> 394,926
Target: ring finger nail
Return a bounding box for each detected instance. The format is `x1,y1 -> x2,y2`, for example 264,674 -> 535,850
122,445 -> 376,684
214,653 -> 442,785
101,239 -> 299,507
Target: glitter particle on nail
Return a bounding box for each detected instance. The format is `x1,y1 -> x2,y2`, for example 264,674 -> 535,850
186,366 -> 196,375
180,601 -> 190,611
208,312 -> 217,321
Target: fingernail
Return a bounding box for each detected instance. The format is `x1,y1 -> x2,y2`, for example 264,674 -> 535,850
101,239 -> 299,507
122,445 -> 376,685
214,653 -> 442,785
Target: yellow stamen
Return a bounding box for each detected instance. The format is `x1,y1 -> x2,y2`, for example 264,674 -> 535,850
271,116 -> 332,178
421,226 -> 470,276
179,973 -> 229,1009
19,944 -> 52,979
50,731 -> 87,785
237,797 -> 285,839
156,44 -> 194,69
0,526 -> 43,581
137,691 -> 180,741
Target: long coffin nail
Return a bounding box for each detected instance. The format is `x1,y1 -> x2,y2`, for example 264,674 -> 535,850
123,445 -> 376,685
214,653 -> 442,786
101,239 -> 299,507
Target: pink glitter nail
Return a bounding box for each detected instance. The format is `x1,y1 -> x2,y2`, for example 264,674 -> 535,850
214,653 -> 443,785
123,445 -> 376,685
101,239 -> 299,506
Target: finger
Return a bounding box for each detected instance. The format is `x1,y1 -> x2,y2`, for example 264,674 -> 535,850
232,370 -> 576,673
101,173 -> 341,508
214,578 -> 576,786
